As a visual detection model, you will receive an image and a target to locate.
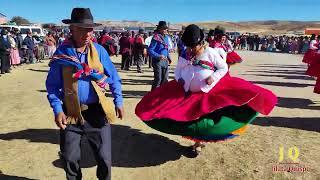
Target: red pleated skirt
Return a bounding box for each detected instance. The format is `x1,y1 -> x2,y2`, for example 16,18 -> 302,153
226,51 -> 243,64
135,74 -> 277,122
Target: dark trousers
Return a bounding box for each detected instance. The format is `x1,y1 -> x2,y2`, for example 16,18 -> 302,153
148,56 -> 152,68
62,106 -> 111,180
121,55 -> 125,69
27,49 -> 34,63
134,53 -> 144,72
255,43 -> 259,51
151,60 -> 168,90
0,54 -> 10,73
121,54 -> 131,70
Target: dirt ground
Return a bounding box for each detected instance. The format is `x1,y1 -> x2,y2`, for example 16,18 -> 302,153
0,51 -> 319,180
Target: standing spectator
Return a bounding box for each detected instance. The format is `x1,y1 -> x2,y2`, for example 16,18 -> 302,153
301,36 -> 310,54
33,33 -> 44,62
234,36 -> 240,49
8,30 -> 20,67
288,37 -> 293,53
298,36 -> 304,54
112,33 -> 120,57
133,29 -> 145,73
247,35 -> 254,50
254,35 -> 260,51
261,36 -> 267,51
240,35 -> 246,50
129,31 -> 135,66
148,21 -> 172,90
143,32 -> 149,64
292,37 -> 299,54
119,31 -> 132,70
144,31 -> 153,68
23,31 -> 35,64
58,32 -> 66,46
45,32 -> 57,58
0,29 -> 11,74
98,29 -> 115,56
15,30 -> 24,63
277,36 -> 285,52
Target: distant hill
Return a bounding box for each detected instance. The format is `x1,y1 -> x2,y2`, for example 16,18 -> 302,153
177,20 -> 320,35
97,20 -> 155,28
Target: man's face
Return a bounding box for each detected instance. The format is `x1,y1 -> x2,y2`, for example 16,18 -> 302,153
159,28 -> 168,35
70,25 -> 93,46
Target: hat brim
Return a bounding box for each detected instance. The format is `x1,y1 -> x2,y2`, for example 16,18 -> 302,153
62,19 -> 102,28
156,25 -> 168,30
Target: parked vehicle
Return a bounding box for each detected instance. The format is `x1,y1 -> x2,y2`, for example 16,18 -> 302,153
0,24 -> 45,39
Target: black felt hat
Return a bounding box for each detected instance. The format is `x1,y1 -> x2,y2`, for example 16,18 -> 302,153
214,26 -> 226,36
62,8 -> 101,28
156,21 -> 169,30
181,24 -> 204,47
208,29 -> 215,37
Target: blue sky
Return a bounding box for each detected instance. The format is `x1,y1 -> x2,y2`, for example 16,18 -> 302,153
1,0 -> 320,23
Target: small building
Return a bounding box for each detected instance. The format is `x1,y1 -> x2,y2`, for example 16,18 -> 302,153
305,28 -> 320,35
0,13 -> 8,24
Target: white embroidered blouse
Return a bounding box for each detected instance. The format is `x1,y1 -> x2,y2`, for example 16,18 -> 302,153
174,47 -> 228,93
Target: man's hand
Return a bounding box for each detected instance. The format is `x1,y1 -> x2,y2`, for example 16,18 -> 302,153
159,55 -> 166,61
55,112 -> 67,129
206,76 -> 214,85
115,106 -> 124,120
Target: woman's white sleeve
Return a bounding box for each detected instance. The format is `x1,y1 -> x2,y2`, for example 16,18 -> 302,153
310,40 -> 318,49
218,48 -> 227,62
228,40 -> 234,51
174,56 -> 185,81
211,51 -> 228,82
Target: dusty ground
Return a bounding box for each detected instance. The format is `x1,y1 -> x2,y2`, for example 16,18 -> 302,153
0,51 -> 319,180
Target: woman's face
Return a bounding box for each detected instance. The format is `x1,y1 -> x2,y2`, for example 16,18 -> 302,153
221,35 -> 227,43
187,44 -> 203,56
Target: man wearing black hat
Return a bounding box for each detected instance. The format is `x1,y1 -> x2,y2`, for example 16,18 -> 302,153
148,21 -> 172,90
46,8 -> 123,180
0,29 -> 11,74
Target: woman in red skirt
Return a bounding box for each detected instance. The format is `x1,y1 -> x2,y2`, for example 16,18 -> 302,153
209,27 -> 243,68
135,24 -> 277,157
303,34 -> 318,65
306,48 -> 320,94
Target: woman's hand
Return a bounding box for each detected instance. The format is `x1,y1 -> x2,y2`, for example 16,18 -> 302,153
206,76 -> 214,85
